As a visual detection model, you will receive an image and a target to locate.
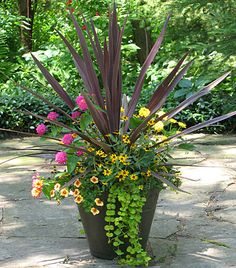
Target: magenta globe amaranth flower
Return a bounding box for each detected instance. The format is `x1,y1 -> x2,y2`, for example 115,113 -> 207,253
47,111 -> 59,121
55,152 -> 67,164
36,123 -> 47,136
61,133 -> 74,145
76,95 -> 88,111
76,148 -> 84,156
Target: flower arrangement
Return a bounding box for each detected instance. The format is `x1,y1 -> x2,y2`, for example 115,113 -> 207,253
2,3 -> 236,267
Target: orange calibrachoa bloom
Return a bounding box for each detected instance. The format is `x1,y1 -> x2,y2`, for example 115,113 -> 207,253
90,176 -> 99,184
91,207 -> 100,215
54,183 -> 61,191
74,195 -> 83,204
74,179 -> 82,188
95,198 -> 104,206
60,188 -> 69,197
73,189 -> 80,197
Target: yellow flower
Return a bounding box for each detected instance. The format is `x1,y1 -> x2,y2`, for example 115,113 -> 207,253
139,107 -> 150,117
97,163 -> 103,168
153,121 -> 164,132
60,188 -> 69,197
118,154 -> 128,164
122,134 -> 130,144
178,122 -> 186,128
110,154 -> 117,163
54,183 -> 61,191
95,198 -> 104,206
90,176 -> 99,184
74,179 -> 82,188
120,107 -> 125,113
116,170 -> 129,181
146,170 -> 151,177
130,174 -> 138,181
50,190 -> 55,198
34,179 -> 43,188
103,169 -> 112,176
79,167 -> 86,173
88,147 -> 95,152
91,207 -> 100,215
169,118 -> 177,124
74,195 -> 84,204
121,116 -> 128,121
96,149 -> 105,156
161,135 -> 168,141
147,118 -> 155,126
73,189 -> 80,197
156,110 -> 168,120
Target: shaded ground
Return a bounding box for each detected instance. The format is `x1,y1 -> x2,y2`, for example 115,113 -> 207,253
0,134 -> 236,268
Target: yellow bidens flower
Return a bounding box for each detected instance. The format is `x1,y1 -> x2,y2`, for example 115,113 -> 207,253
121,116 -> 128,121
153,121 -> 164,132
73,189 -> 80,197
54,183 -> 61,191
146,169 -> 151,177
110,154 -> 117,163
90,176 -> 99,184
118,154 -> 128,165
91,207 -> 100,215
120,107 -> 125,113
178,122 -> 186,128
95,198 -> 104,206
50,190 -> 55,198
60,188 -> 69,197
116,170 -> 129,181
139,107 -> 150,117
88,147 -> 95,152
74,179 -> 82,188
74,195 -> 83,204
130,174 -> 138,181
96,149 -> 107,158
148,118 -> 155,126
103,169 -> 112,176
122,134 -> 130,144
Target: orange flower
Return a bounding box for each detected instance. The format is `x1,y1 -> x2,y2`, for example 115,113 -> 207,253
95,198 -> 104,206
73,189 -> 80,197
74,179 -> 82,188
31,188 -> 41,198
91,207 -> 100,215
90,176 -> 99,184
60,188 -> 69,197
74,195 -> 84,204
50,190 -> 55,198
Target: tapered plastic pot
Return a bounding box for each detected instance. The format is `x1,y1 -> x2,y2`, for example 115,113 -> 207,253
78,188 -> 159,260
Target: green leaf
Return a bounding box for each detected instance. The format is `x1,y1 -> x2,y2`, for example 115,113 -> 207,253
80,112 -> 92,131
129,117 -> 143,129
67,154 -> 80,173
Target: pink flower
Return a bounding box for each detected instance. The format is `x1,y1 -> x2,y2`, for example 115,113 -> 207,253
95,11 -> 100,16
36,123 -> 47,136
55,152 -> 67,164
61,134 -> 74,145
47,111 -> 59,121
82,25 -> 87,31
76,148 -> 84,156
71,111 -> 81,119
32,172 -> 40,180
76,95 -> 88,111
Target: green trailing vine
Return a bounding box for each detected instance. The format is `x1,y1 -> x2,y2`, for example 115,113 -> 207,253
105,183 -> 151,266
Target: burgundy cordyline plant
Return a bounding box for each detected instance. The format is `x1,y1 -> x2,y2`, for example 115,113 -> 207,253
1,3 -> 236,267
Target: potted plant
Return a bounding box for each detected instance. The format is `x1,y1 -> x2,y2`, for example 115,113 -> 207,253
2,4 -> 236,267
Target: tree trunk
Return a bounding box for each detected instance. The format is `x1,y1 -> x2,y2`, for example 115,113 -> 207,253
131,19 -> 153,65
18,0 -> 37,51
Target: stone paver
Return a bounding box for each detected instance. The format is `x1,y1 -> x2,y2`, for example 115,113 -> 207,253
0,135 -> 236,268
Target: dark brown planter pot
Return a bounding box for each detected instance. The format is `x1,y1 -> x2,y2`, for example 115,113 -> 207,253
78,188 -> 159,260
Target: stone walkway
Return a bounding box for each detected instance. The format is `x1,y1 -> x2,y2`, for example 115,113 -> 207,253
0,134 -> 236,268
